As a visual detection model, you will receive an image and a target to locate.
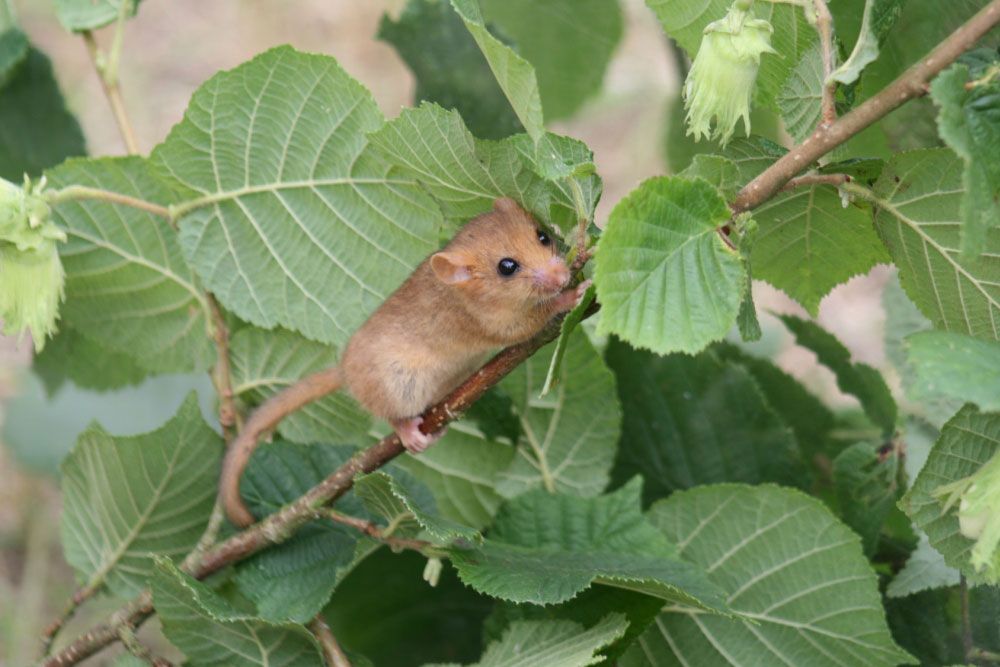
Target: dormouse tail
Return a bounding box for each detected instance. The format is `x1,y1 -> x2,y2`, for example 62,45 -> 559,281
220,365 -> 344,527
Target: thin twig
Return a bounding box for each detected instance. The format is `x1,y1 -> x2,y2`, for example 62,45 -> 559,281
730,0 -> 1000,214
117,626 -> 174,667
81,2 -> 139,156
45,185 -> 172,220
780,173 -> 851,191
39,585 -> 100,657
812,0 -> 837,125
961,575 -> 974,659
206,294 -> 239,440
310,616 -> 352,667
321,509 -> 430,552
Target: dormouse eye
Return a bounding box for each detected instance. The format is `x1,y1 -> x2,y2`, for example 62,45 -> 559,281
537,230 -> 551,246
497,257 -> 519,276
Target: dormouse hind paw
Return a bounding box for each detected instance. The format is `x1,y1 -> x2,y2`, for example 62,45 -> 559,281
393,416 -> 447,454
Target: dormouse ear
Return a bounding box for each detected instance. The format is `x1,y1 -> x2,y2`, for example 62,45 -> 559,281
493,197 -> 521,215
431,251 -> 473,285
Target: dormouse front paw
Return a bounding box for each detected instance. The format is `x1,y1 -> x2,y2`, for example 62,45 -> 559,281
553,279 -> 593,313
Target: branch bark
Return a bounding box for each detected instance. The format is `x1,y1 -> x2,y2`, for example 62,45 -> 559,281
41,310 -> 578,667
310,616 -> 352,667
730,0 -> 1000,213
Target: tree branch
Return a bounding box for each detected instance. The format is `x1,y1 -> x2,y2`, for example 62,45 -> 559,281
780,173 -> 850,191
321,509 -> 430,553
41,307 -> 583,666
730,0 -> 1000,213
310,616 -> 352,667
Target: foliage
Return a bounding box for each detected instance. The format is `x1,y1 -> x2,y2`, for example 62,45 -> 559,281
6,0 -> 1000,665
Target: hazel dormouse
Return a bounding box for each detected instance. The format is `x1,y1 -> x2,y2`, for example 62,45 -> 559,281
220,197 -> 590,526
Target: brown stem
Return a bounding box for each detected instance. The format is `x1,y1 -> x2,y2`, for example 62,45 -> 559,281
310,616 -> 352,667
730,0 -> 1000,213
812,0 -> 837,125
206,294 -> 238,440
118,625 -> 174,667
82,31 -> 139,155
322,509 -> 430,552
42,310 -> 578,666
39,585 -> 99,657
41,593 -> 154,667
780,173 -> 851,191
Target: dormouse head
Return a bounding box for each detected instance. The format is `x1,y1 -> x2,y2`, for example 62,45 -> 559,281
430,198 -> 569,310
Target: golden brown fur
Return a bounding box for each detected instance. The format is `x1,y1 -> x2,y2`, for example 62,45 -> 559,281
221,198 -> 582,526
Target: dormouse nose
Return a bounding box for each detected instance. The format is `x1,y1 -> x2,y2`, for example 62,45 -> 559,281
535,256 -> 570,291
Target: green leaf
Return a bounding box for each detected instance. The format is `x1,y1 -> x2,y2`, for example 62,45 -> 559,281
872,148 -> 1000,341
151,559 -> 324,667
378,0 -> 523,140
607,340 -> 804,506
450,0 -> 544,140
53,0 -> 140,31
435,614 -> 629,667
884,588 -> 964,666
630,484 -> 914,667
353,470 -> 481,544
902,405 -> 1000,584
906,331 -> 1000,412
832,441 -> 904,556
0,28 -> 28,88
779,315 -> 897,434
0,47 -> 85,180
235,442 -> 377,623
33,327 -> 148,395
720,135 -> 786,184
498,329 -> 621,498
47,157 -> 213,373
228,325 -> 370,445
479,0 -> 623,122
829,0 -> 904,86
325,549 -> 494,666
483,587 -> 665,665
367,103 -> 598,235
449,478 -> 731,612
540,282 -> 595,397
886,532 -> 960,598
930,61 -> 1000,255
777,42 -> 823,143
60,394 -> 221,598
646,0 -> 814,111
677,155 -> 740,200
595,176 -> 744,355
752,184 -> 890,315
395,424 -> 515,529
150,45 -> 441,349
464,386 -> 521,443
714,342 -> 836,459
883,274 -> 964,428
